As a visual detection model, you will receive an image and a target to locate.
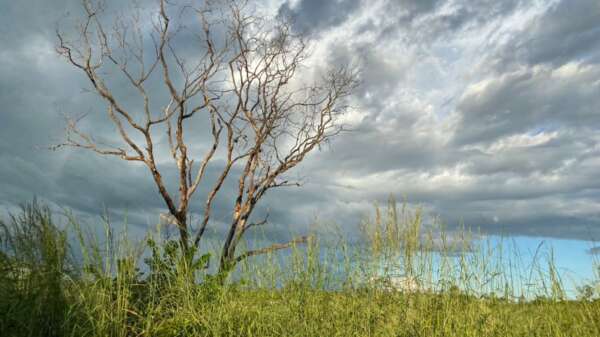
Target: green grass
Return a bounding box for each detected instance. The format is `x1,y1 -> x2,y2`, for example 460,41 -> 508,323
1,199 -> 599,336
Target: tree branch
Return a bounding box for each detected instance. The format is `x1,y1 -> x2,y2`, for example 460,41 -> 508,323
233,235 -> 311,265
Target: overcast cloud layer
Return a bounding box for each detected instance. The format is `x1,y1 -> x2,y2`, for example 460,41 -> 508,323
1,0 -> 600,241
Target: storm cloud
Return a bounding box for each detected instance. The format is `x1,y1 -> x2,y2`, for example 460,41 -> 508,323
1,0 -> 600,242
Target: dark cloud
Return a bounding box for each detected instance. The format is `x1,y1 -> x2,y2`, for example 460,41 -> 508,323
494,0 -> 600,69
452,64 -> 600,146
277,0 -> 362,34
2,0 -> 600,244
365,0 -> 522,44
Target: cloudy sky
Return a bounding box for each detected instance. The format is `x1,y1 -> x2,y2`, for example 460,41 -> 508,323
1,0 -> 600,259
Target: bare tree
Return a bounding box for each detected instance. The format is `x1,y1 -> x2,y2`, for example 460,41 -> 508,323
54,0 -> 357,275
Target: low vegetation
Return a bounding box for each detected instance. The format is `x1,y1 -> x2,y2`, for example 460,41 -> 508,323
1,200 -> 599,337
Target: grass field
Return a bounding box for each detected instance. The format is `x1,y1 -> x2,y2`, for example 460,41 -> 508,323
1,200 -> 599,336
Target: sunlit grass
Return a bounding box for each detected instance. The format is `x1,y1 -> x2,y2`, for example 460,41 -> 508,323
1,199 -> 599,336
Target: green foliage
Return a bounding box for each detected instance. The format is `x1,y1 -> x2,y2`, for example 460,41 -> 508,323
0,199 -> 599,336
0,200 -> 72,337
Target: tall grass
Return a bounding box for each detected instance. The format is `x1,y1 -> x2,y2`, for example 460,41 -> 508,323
0,199 -> 599,336
0,200 -> 74,336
